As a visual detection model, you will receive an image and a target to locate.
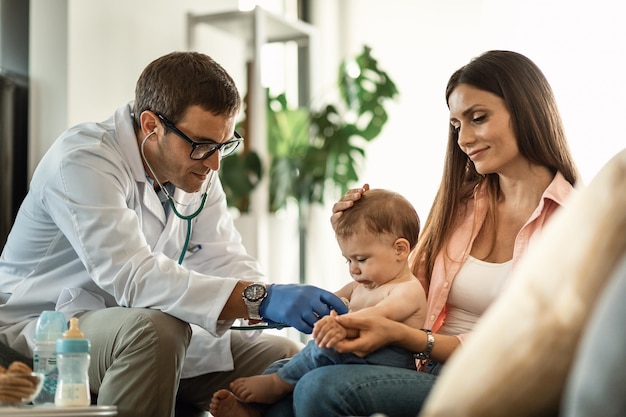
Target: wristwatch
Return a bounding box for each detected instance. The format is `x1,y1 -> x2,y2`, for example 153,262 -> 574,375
242,282 -> 268,321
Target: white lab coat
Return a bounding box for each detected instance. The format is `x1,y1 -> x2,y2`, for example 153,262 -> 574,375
0,102 -> 263,377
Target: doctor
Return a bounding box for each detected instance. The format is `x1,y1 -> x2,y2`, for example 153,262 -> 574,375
0,51 -> 348,417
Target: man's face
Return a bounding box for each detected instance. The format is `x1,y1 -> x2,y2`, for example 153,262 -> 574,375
150,105 -> 237,193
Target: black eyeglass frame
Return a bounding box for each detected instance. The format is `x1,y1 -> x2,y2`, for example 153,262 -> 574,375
157,114 -> 243,160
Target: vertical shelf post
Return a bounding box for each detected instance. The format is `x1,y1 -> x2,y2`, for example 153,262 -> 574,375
186,7 -> 317,274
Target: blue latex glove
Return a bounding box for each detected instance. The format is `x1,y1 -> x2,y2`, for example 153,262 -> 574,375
259,284 -> 349,334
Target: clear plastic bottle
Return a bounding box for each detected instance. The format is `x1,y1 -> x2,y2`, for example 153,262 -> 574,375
32,311 -> 67,405
55,317 -> 91,407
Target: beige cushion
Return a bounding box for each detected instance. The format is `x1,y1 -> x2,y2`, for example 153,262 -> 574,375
419,148 -> 626,417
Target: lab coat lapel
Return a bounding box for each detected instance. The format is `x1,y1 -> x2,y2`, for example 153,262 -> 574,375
141,182 -> 167,226
114,103 -> 167,226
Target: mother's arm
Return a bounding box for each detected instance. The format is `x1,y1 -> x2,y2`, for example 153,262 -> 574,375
332,314 -> 461,364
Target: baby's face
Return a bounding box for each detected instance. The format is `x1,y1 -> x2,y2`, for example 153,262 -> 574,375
337,231 -> 401,289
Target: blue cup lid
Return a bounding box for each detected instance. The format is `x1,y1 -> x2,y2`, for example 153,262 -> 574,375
56,338 -> 91,353
34,311 -> 68,341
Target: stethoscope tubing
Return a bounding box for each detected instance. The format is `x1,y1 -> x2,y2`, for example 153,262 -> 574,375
229,324 -> 291,330
141,131 -> 212,264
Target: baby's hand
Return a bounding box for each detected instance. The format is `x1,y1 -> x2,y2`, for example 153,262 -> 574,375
313,310 -> 347,348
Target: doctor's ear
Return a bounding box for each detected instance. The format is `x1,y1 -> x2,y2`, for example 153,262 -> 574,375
138,111 -> 160,136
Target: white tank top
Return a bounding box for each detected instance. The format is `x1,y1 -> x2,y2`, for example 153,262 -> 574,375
438,255 -> 512,336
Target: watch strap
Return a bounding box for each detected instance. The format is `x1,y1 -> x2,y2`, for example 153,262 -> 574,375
244,299 -> 263,321
414,329 -> 435,360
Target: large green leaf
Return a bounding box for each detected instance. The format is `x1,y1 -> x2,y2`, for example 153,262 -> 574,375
219,150 -> 263,213
219,45 -> 398,213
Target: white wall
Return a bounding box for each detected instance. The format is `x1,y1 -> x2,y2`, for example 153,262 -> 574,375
29,0 -> 626,294
318,0 -> 626,215
28,0 -> 242,168
307,0 -> 626,291
66,0 -> 243,127
29,0 -> 68,176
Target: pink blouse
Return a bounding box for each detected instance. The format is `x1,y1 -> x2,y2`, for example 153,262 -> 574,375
418,172 -> 575,343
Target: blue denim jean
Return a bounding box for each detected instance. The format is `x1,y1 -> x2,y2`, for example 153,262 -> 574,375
262,358 -> 441,417
278,340 -> 416,385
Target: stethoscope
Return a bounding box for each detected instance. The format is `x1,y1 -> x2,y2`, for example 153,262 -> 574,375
141,130 -> 290,331
140,130 -> 213,264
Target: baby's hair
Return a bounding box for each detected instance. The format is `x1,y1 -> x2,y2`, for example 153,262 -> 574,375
335,189 -> 420,249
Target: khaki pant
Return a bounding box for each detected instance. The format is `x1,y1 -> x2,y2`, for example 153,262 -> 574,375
78,308 -> 300,417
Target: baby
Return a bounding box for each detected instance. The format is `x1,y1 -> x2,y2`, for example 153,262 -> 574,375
211,188 -> 426,416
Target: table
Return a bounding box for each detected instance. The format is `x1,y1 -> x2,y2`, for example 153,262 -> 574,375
0,405 -> 117,416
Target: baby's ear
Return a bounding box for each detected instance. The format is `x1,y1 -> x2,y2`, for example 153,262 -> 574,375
394,238 -> 411,258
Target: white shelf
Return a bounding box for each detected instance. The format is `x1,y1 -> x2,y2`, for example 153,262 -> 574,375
187,8 -> 315,46
186,7 -> 317,269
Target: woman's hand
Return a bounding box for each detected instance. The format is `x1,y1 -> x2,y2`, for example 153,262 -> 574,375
330,184 -> 370,228
331,312 -> 402,357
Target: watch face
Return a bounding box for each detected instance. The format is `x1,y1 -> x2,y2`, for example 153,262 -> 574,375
244,284 -> 266,302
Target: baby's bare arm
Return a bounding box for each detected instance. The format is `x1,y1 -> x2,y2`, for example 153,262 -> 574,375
349,278 -> 427,328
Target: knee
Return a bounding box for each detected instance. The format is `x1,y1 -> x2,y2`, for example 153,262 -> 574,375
253,333 -> 302,359
116,309 -> 191,362
275,335 -> 301,359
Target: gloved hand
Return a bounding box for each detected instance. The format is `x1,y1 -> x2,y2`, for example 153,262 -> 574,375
259,284 -> 349,334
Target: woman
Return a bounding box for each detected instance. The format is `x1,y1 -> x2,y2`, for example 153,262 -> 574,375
211,50 -> 579,417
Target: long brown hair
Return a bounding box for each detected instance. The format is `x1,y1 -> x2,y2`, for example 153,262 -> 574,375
412,50 -> 579,285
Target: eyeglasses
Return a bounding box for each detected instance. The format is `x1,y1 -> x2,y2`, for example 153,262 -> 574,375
157,114 -> 243,160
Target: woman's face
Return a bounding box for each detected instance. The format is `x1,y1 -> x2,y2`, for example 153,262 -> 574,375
448,84 -> 525,176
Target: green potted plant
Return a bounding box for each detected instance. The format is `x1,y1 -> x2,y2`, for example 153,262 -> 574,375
220,45 -> 398,284
221,45 -> 398,214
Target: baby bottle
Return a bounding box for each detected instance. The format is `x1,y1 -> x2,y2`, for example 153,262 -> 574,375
55,317 -> 91,406
33,311 -> 67,404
